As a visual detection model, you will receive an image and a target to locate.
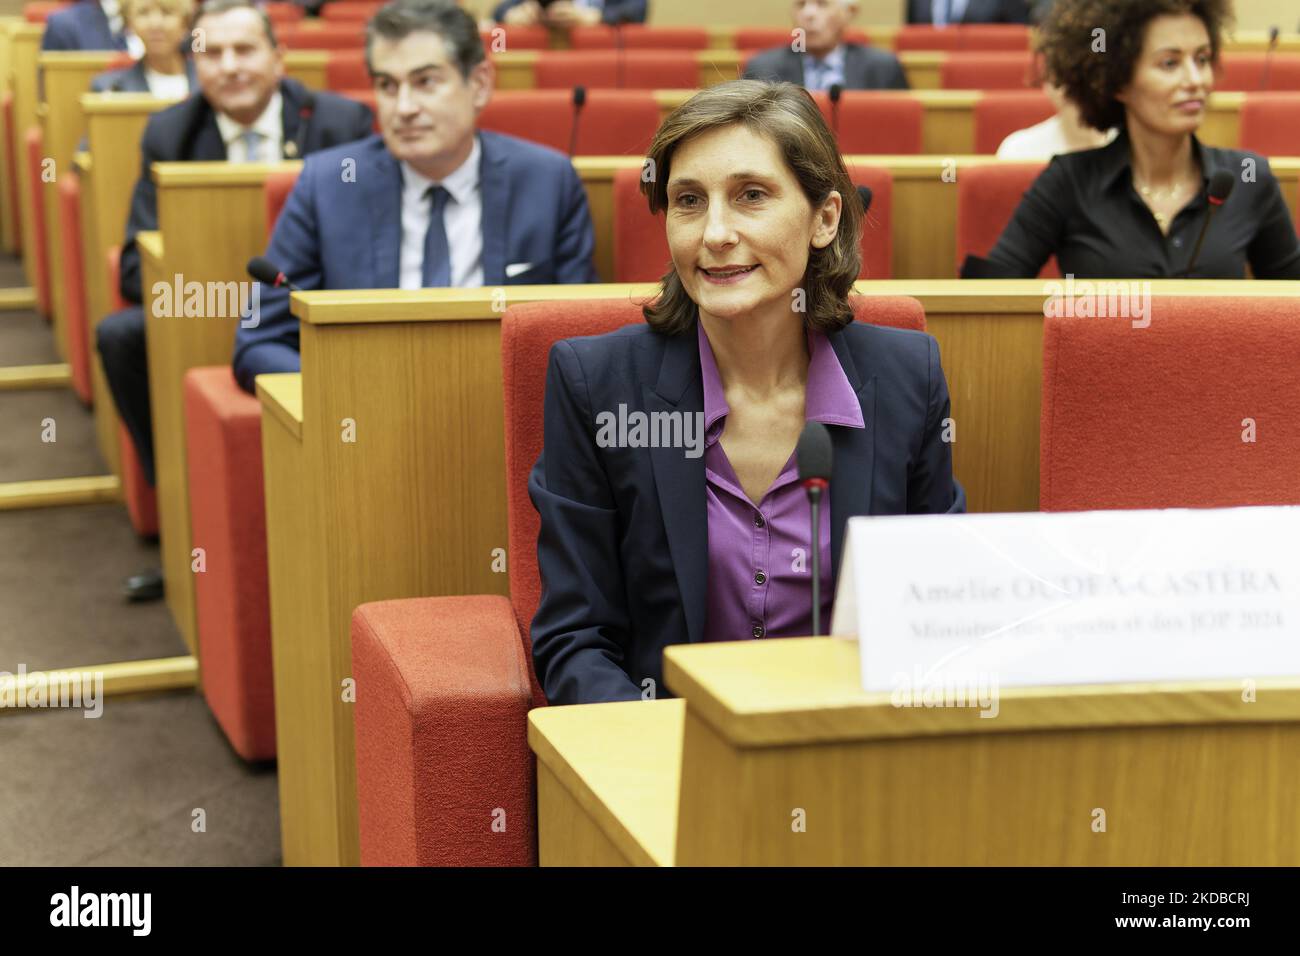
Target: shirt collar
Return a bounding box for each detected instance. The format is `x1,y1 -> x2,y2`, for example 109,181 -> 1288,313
214,89 -> 283,150
1098,126 -> 1217,195
400,135 -> 482,206
697,321 -> 865,448
807,44 -> 846,69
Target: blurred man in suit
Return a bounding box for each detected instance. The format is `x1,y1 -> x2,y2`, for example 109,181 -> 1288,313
907,0 -> 1030,25
90,0 -> 198,95
232,0 -> 599,390
494,0 -> 647,27
97,0 -> 373,601
744,0 -> 908,91
41,0 -> 132,51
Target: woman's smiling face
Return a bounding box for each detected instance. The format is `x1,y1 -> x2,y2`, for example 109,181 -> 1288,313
664,122 -> 841,326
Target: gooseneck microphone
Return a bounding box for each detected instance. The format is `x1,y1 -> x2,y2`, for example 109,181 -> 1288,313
247,256 -> 301,292
796,421 -> 834,637
828,83 -> 843,138
568,85 -> 587,158
1261,26 -> 1280,90
1178,170 -> 1235,278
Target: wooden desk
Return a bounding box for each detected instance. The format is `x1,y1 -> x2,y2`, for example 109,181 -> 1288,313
530,637 -> 1300,865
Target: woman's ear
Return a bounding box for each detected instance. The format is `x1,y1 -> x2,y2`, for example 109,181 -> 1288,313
811,189 -> 843,250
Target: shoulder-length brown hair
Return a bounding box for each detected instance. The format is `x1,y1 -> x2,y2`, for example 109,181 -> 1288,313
639,79 -> 862,335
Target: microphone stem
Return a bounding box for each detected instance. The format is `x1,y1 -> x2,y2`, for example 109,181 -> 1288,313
809,485 -> 822,637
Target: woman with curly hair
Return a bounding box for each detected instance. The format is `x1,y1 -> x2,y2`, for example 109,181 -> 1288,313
975,0 -> 1300,278
528,80 -> 964,705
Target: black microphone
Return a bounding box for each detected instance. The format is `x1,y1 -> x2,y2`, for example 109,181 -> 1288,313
1179,170 -> 1235,278
856,184 -> 873,216
1261,26 -> 1280,90
828,83 -> 843,137
248,256 -> 301,292
796,421 -> 833,637
568,84 -> 586,158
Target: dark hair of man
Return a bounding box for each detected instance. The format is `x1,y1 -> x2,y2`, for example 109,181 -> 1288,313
191,0 -> 278,49
365,0 -> 486,79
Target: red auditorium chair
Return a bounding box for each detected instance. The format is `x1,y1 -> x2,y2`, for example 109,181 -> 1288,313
262,2 -> 305,24
568,25 -> 710,50
106,245 -> 159,537
1217,53 -> 1300,92
533,50 -> 700,89
1040,298 -> 1300,511
24,127 -> 51,317
56,175 -> 92,405
1238,93 -> 1300,155
479,25 -> 551,51
278,24 -> 364,50
611,163 -> 895,283
808,90 -> 923,154
941,52 -> 1038,90
894,24 -> 1030,51
22,2 -> 68,23
955,161 -> 1058,278
325,50 -> 370,90
478,89 -> 661,155
319,1 -> 382,20
973,89 -> 1055,154
733,26 -> 871,49
349,293 -> 927,866
4,92 -> 21,253
183,367 -> 276,762
264,168 -> 300,240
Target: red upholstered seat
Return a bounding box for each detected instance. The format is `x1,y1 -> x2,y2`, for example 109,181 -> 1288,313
973,89 -> 1055,154
325,50 -> 369,90
808,90 -> 923,154
278,24 -> 364,50
106,245 -> 158,536
478,89 -> 660,155
568,25 -> 710,50
351,294 -> 925,866
941,52 -> 1038,89
184,366 -> 275,761
24,127 -> 51,317
262,2 -> 305,24
479,25 -> 550,51
1217,53 -> 1300,92
264,168 -> 301,240
734,26 -> 871,49
895,25 -> 1030,52
533,50 -> 699,89
3,93 -> 19,253
1040,298 -> 1300,511
1238,93 -> 1300,155
23,2 -> 69,23
611,163 -> 895,282
317,0 -> 381,20
955,161 -> 1059,277
56,174 -> 92,404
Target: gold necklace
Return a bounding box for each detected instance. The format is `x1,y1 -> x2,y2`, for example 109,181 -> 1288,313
1134,176 -> 1185,230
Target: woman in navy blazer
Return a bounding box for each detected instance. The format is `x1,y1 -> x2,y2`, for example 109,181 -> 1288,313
529,80 -> 965,706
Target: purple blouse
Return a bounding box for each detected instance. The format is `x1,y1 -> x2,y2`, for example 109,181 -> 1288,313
697,322 -> 865,643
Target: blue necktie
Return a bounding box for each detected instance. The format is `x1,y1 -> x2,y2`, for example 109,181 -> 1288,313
241,129 -> 263,162
421,185 -> 453,288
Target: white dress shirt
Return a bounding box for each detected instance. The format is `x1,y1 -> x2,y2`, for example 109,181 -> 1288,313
996,115 -> 1119,160
214,91 -> 284,163
142,66 -> 190,99
398,136 -> 484,290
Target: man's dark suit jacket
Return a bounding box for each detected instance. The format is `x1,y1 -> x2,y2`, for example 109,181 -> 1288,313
907,0 -> 1030,24
529,319 -> 966,706
117,77 -> 373,305
41,0 -> 127,51
90,58 -> 199,93
742,42 -> 909,90
492,0 -> 647,24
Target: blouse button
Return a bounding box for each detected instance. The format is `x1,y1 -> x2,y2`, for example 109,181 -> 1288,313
753,513 -> 765,528
752,624 -> 765,639
754,570 -> 767,585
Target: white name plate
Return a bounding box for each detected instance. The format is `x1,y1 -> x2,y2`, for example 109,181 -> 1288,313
830,506 -> 1300,693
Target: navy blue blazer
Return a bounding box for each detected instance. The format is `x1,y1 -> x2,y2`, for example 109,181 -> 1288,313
742,42 -> 909,90
90,58 -> 198,93
41,0 -> 127,51
529,319 -> 966,706
118,78 -> 374,305
232,130 -> 600,392
492,0 -> 647,24
906,0 -> 1031,24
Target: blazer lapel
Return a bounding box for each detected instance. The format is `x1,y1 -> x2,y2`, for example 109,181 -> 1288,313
645,329 -> 708,644
477,133 -> 508,285
843,44 -> 867,88
827,329 -> 875,584
782,48 -> 805,84
362,140 -> 402,288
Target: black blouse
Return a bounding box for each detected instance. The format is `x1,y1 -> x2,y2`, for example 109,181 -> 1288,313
979,130 -> 1300,279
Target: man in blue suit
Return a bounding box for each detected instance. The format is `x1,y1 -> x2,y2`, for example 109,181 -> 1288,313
494,0 -> 648,27
906,0 -> 1030,25
232,0 -> 598,391
41,0 -> 130,51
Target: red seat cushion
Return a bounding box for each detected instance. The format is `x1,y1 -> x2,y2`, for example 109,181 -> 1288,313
809,90 -> 924,154
973,89 -> 1055,154
325,50 -> 369,90
1217,53 -> 1300,92
479,24 -> 550,51
568,25 -> 710,50
23,2 -> 69,24
264,168 -> 302,241
534,50 -> 701,89
1041,298 -> 1300,511
479,89 -> 661,155
183,366 -> 275,761
956,161 -> 1059,277
941,52 -> 1038,89
895,25 -> 1030,52
261,2 -> 305,24
56,174 -> 92,404
319,1 -> 383,20
278,24 -> 364,50
1238,92 -> 1300,155
117,422 -> 158,537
